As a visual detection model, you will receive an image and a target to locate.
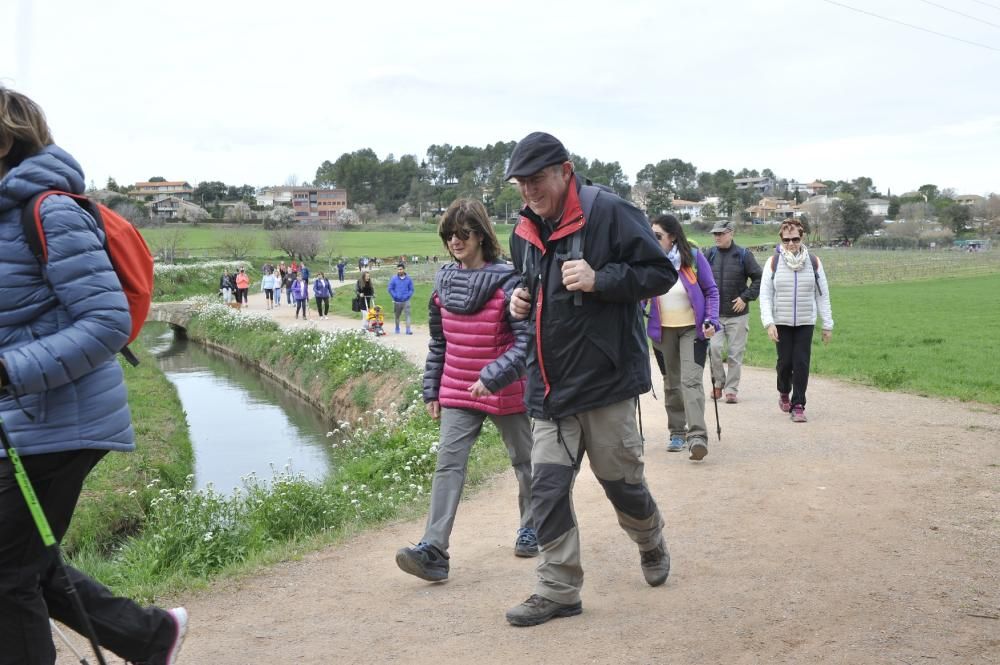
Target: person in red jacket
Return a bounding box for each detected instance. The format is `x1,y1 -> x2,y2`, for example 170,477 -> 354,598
395,199 -> 535,583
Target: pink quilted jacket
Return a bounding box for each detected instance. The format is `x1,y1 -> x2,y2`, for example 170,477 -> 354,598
423,262 -> 528,416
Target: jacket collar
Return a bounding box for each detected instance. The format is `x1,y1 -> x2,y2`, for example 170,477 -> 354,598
514,174 -> 588,252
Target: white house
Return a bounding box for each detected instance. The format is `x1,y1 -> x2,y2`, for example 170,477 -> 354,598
863,198 -> 890,217
255,186 -> 295,207
670,198 -> 707,219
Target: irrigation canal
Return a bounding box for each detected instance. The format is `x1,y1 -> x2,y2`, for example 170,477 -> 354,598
141,323 -> 335,491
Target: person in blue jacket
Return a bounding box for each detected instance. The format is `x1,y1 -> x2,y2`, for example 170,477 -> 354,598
387,262 -> 415,334
313,271 -> 333,319
0,86 -> 187,665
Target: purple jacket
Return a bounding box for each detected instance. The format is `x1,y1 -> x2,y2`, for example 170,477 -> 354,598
645,249 -> 720,343
292,280 -> 309,300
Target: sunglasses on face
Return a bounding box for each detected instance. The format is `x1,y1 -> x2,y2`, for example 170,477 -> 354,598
441,227 -> 474,242
780,237 -> 801,244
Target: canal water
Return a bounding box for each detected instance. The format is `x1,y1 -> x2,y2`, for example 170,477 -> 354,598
141,323 -> 335,492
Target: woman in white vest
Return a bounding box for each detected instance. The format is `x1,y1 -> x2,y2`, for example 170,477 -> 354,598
759,218 -> 834,423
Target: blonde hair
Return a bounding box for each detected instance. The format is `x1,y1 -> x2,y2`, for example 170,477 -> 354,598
0,86 -> 53,175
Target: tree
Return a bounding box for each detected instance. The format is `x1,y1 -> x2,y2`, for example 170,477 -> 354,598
194,181 -> 228,206
336,209 -> 361,226
635,158 -> 697,212
579,159 -> 631,200
219,233 -> 255,260
270,229 -> 327,261
263,205 -> 295,230
830,197 -> 873,242
800,196 -> 834,241
494,185 -> 523,221
939,202 -> 972,234
109,200 -> 149,227
700,203 -> 718,221
148,176 -> 166,182
106,177 -> 124,193
223,201 -> 253,223
149,228 -> 185,264
917,184 -> 939,202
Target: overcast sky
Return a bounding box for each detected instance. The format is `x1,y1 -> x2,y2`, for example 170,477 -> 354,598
4,0 -> 998,196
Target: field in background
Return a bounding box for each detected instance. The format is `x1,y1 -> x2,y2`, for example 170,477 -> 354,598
741,273 -> 1000,404
138,222 -> 797,264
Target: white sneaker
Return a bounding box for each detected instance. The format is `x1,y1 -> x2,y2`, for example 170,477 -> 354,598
164,607 -> 188,664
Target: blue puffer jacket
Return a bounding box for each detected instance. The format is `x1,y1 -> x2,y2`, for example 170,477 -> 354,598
0,145 -> 134,458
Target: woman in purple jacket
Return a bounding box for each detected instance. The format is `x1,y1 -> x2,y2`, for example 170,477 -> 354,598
395,199 -> 535,583
645,214 -> 719,461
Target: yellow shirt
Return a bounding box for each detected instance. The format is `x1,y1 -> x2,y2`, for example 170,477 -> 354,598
658,281 -> 695,327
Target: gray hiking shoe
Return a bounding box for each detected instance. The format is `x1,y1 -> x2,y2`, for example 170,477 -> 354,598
506,594 -> 582,627
514,527 -> 539,558
688,438 -> 708,461
395,542 -> 449,582
640,539 -> 671,587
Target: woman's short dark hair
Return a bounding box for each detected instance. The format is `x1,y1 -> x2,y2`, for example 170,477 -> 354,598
438,198 -> 502,264
0,87 -> 53,175
650,213 -> 695,268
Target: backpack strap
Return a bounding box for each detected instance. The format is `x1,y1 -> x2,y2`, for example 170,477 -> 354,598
706,246 -> 717,264
770,248 -> 822,295
570,185 -> 602,306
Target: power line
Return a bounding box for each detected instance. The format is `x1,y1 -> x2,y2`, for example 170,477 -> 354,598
818,0 -> 1000,52
968,0 -> 1000,13
917,0 -> 1000,29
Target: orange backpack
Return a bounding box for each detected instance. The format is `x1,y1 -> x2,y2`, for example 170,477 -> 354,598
21,191 -> 154,366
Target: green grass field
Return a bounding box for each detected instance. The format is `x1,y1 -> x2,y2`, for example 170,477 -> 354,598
741,273 -> 1000,404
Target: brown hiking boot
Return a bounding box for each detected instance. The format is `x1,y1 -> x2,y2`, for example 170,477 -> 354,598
640,539 -> 671,587
778,393 -> 791,413
505,594 -> 582,627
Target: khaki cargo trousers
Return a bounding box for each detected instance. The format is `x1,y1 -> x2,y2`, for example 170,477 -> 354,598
529,398 -> 665,605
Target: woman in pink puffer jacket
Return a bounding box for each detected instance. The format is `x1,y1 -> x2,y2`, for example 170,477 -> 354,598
394,199 -> 536,584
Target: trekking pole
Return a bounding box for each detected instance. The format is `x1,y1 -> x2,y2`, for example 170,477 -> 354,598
0,417 -> 108,665
711,381 -> 722,441
50,619 -> 92,665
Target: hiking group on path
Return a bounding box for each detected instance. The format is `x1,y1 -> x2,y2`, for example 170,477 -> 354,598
385,132 -> 834,628
1,87 -> 842,665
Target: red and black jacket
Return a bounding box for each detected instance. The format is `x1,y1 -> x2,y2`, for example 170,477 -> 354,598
510,175 -> 677,420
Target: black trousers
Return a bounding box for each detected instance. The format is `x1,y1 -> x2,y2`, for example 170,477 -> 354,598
315,296 -> 329,316
296,299 -> 308,317
774,324 -> 814,408
0,450 -> 174,665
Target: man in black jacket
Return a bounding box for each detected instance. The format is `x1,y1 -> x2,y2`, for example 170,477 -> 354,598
706,220 -> 763,403
504,132 -> 677,627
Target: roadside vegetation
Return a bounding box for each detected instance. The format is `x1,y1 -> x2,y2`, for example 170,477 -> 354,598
71,302 -> 511,601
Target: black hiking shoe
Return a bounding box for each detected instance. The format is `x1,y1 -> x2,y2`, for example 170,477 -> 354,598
395,542 -> 449,582
505,594 -> 582,627
640,539 -> 671,587
514,527 -> 539,558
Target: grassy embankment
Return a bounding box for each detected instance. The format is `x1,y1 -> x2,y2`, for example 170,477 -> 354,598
64,342 -> 194,556
72,303 -> 512,602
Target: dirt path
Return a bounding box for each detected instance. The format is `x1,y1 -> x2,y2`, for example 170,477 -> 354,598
71,289 -> 1000,663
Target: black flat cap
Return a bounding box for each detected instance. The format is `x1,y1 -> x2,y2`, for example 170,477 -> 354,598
504,132 -> 569,180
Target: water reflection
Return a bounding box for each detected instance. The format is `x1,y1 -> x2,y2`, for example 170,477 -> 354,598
141,324 -> 333,492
